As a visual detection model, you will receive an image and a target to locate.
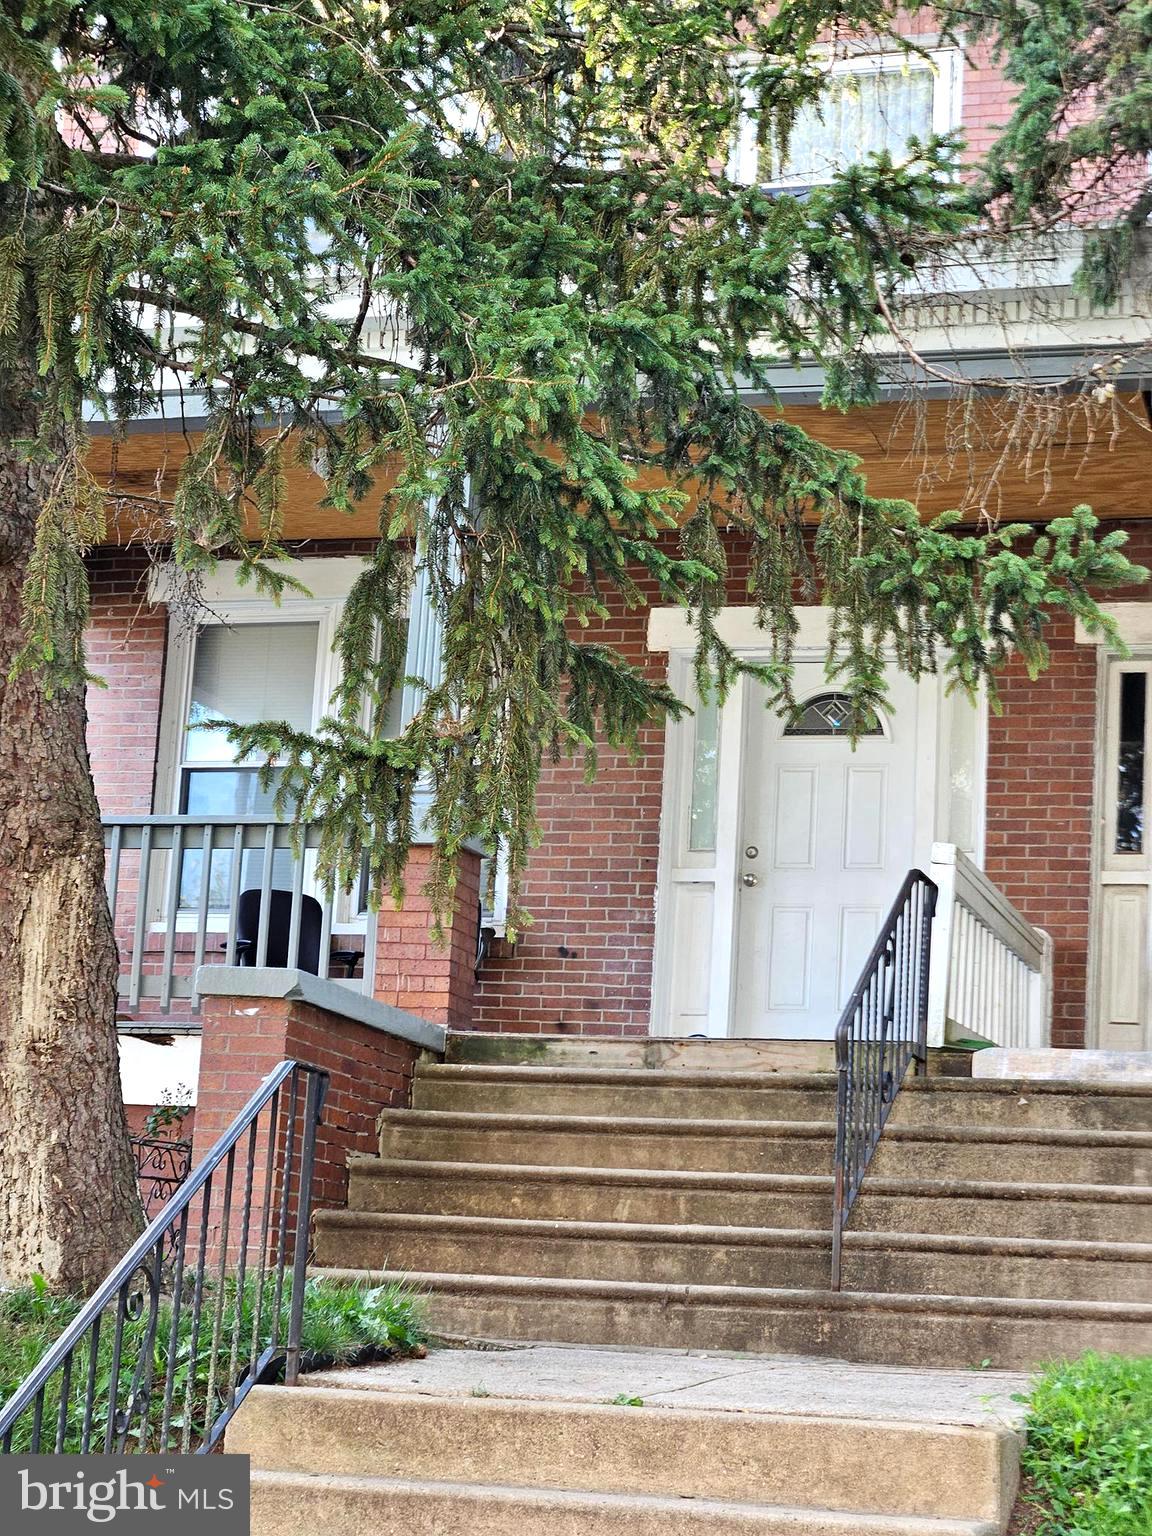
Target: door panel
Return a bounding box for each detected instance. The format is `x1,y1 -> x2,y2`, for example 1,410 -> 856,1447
774,768 -> 818,867
734,663 -> 922,1039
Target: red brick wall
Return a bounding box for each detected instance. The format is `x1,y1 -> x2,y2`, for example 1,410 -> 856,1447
474,741 -> 665,1036
984,523 -> 1152,1049
124,1103 -> 196,1139
87,546 -> 168,814
984,619 -> 1099,1049
193,992 -> 426,1215
473,562 -> 676,1036
960,38 -> 1017,166
373,847 -> 482,1028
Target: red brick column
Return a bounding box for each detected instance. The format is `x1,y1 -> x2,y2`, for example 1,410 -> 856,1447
191,972 -> 444,1215
372,845 -> 482,1028
985,617 -> 1099,1049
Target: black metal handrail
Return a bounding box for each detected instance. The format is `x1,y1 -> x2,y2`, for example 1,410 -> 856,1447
831,871 -> 937,1292
0,1059 -> 328,1456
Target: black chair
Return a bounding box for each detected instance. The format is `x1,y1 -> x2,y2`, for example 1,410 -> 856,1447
234,888 -> 323,974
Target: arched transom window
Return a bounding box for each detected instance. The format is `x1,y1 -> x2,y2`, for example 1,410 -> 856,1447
784,692 -> 883,738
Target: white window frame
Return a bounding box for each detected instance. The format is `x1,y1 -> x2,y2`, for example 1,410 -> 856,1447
152,558 -> 368,934
731,46 -> 963,190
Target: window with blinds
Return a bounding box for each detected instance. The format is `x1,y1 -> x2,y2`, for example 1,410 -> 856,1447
185,623 -> 319,770
178,622 -> 320,906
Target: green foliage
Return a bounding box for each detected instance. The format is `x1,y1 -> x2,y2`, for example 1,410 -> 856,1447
0,1273 -> 427,1454
141,1085 -> 194,1137
1,0 -> 1147,927
1017,1353 -> 1152,1535
944,0 -> 1152,301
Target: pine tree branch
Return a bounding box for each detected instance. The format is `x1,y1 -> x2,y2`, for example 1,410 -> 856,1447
115,285 -> 439,383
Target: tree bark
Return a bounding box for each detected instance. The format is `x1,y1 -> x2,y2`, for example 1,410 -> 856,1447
0,381 -> 143,1293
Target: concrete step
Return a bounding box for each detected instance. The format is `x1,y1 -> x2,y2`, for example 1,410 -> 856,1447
412,1065 -> 839,1122
898,1077 -> 1152,1132
314,1267 -> 1152,1369
312,1209 -> 1152,1303
872,1123 -> 1152,1186
443,1034 -> 841,1073
229,1383 -> 1014,1525
378,1108 -> 835,1174
380,1108 -> 1152,1183
348,1157 -> 1152,1243
248,1470 -> 1001,1536
416,1064 -> 1152,1132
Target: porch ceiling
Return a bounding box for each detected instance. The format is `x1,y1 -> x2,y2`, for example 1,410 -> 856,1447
91,391 -> 1152,546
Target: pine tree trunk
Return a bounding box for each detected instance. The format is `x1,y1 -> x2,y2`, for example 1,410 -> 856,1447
0,389 -> 142,1293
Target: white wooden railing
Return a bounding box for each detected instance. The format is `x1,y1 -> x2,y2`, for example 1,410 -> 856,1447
103,815 -> 374,1015
925,843 -> 1052,1049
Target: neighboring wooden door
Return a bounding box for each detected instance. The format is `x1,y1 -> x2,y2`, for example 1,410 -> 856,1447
732,663 -> 924,1039
1095,659 -> 1152,1051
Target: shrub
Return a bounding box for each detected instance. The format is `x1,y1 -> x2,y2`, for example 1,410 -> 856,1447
1018,1353 -> 1152,1535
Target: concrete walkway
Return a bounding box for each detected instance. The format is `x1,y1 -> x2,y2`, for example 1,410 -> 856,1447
310,1341 -> 1030,1429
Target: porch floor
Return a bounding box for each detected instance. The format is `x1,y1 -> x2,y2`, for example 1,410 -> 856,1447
307,1341 -> 1029,1429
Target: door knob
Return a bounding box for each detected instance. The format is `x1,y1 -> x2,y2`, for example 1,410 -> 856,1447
741,872 -> 759,887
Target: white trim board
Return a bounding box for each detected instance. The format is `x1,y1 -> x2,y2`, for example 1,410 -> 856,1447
1075,604 -> 1152,647
148,556 -> 368,607
649,605 -> 837,654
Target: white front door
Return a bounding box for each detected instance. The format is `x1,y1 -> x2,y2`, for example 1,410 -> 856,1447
732,663 -> 926,1039
649,607 -> 984,1039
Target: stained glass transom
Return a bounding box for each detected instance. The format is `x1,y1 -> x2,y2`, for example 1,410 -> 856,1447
784,692 -> 883,737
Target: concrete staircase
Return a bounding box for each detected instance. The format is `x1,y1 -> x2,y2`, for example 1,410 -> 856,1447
313,1035 -> 1152,1369
229,1348 -> 1026,1535
228,1034 -> 1152,1535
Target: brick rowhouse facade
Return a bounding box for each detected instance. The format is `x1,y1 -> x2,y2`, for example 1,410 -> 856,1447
80,51 -> 1145,1052
86,522 -> 1144,1046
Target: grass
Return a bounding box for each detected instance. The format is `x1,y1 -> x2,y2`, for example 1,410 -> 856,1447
1014,1354 -> 1152,1535
0,1273 -> 427,1454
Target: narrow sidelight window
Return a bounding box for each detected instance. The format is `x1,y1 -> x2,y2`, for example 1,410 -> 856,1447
1116,671 -> 1146,854
688,692 -> 720,852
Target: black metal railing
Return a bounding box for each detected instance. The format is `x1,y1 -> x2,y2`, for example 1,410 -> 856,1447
131,1134 -> 194,1213
0,1060 -> 328,1456
830,871 -> 937,1292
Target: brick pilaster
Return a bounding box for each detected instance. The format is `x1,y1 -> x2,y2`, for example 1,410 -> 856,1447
372,846 -> 482,1028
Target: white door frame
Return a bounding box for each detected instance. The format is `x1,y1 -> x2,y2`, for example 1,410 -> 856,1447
1087,640 -> 1152,1050
648,606 -> 987,1037
1075,603 -> 1152,1049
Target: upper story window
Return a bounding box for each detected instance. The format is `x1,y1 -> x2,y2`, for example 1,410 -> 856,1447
734,49 -> 962,190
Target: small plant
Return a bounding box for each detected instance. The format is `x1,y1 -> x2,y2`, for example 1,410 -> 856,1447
469,1385 -> 491,1398
1015,1353 -> 1152,1535
610,1394 -> 645,1407
143,1085 -> 194,1139
0,1274 -> 427,1454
